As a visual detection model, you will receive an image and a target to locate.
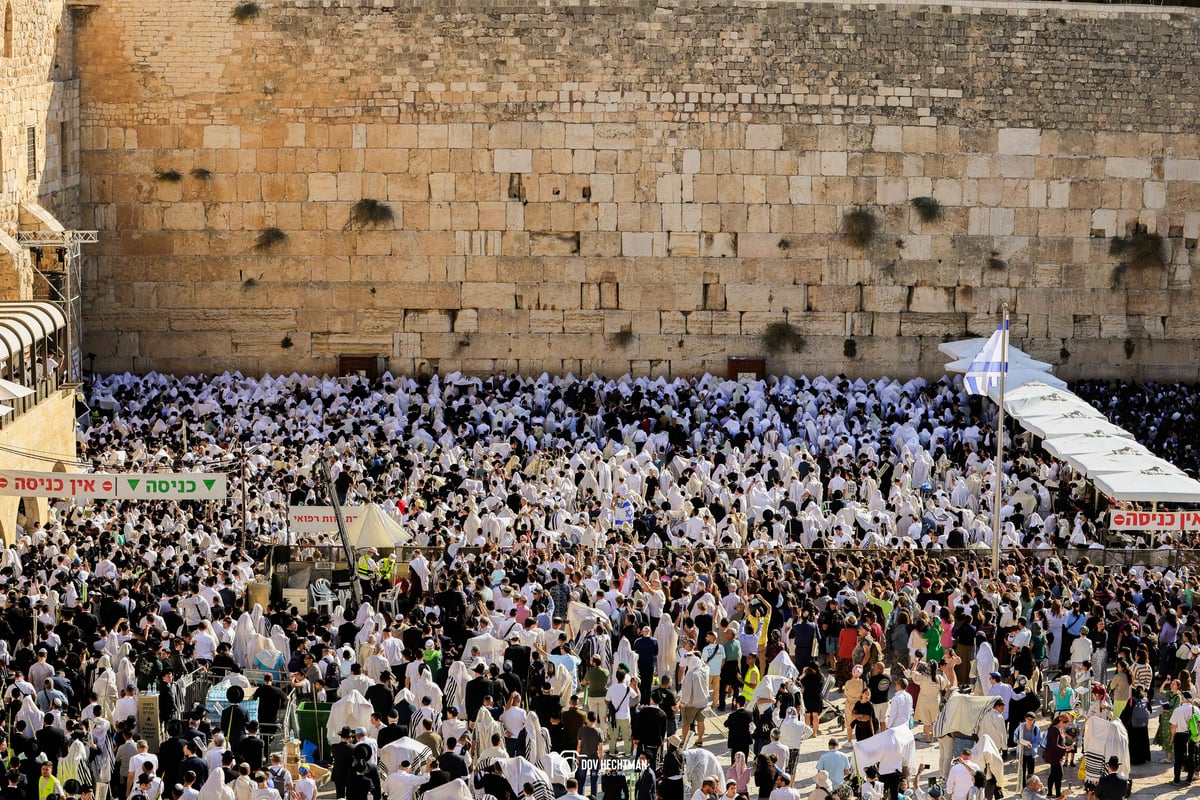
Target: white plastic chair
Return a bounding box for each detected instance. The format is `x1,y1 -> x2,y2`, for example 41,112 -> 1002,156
310,579 -> 336,616
376,588 -> 398,616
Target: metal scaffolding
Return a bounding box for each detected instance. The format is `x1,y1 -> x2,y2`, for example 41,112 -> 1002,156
15,230 -> 97,383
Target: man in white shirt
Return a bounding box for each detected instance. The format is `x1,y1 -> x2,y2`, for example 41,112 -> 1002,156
886,678 -> 914,729
1008,619 -> 1032,654
690,777 -> 720,800
1169,690 -> 1197,784
293,767 -> 317,800
605,671 -> 637,755
946,750 -> 981,800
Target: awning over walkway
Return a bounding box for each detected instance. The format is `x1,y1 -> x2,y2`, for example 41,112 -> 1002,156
0,301 -> 66,363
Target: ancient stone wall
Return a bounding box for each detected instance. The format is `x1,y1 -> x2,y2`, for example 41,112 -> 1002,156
0,0 -> 80,299
76,0 -> 1200,379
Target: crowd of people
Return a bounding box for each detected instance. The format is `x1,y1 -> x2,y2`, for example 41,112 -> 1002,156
0,369 -> 1190,800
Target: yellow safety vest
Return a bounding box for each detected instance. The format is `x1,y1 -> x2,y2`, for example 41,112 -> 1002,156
378,558 -> 395,580
740,664 -> 760,702
39,776 -> 62,800
356,555 -> 373,578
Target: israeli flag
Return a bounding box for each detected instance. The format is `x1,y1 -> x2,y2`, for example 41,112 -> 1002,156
963,320 -> 1009,396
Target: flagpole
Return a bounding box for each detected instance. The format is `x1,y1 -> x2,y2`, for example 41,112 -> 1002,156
991,303 -> 1009,578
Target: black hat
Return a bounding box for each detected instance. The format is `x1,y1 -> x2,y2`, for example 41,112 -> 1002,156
1106,756 -> 1120,769
338,727 -> 353,739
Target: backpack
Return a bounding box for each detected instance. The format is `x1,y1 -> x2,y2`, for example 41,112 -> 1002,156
1188,709 -> 1200,743
324,659 -> 342,692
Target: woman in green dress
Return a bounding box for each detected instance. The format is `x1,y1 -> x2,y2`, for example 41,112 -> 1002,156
1157,676 -> 1182,762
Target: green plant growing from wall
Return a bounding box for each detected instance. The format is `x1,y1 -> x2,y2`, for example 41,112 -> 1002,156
987,251 -> 1007,270
1124,337 -> 1136,360
841,208 -> 877,249
231,2 -> 261,22
346,199 -> 395,230
610,328 -> 635,349
190,168 -> 213,181
254,227 -> 287,251
154,169 -> 182,183
1109,224 -> 1166,287
280,335 -> 293,349
761,321 -> 805,355
910,196 -> 943,223
844,338 -> 858,358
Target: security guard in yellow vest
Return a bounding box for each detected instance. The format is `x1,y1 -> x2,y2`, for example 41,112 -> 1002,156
356,549 -> 379,597
37,761 -> 64,800
377,553 -> 396,586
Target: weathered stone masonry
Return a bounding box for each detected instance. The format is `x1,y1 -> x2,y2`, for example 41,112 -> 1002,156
76,0 -> 1200,379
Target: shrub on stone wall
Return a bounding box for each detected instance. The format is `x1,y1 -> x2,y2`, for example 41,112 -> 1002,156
346,199 -> 395,230
254,227 -> 287,251
761,321 -> 805,355
910,196 -> 943,223
842,208 -> 877,249
231,2 -> 261,22
154,169 -> 182,183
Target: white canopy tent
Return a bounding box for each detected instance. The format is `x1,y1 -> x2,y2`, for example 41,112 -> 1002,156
1062,450 -> 1185,477
1023,415 -> 1135,440
1043,433 -> 1139,461
1019,411 -> 1135,440
344,502 -> 409,548
1092,467 -> 1200,504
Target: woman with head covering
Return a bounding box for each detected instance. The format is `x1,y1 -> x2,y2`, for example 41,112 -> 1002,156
842,665 -> 865,734
726,753 -> 751,794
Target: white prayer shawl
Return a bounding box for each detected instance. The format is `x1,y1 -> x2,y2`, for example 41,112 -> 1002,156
379,737 -> 434,773
421,778 -> 473,800
474,707 -> 503,754
447,660 -> 471,714
465,634 -> 507,666
654,616 -> 679,682
270,626 -> 292,663
684,748 -> 723,798
852,724 -> 918,780
565,601 -> 608,640
18,694 -> 42,732
549,661 -> 574,710
355,602 -> 374,628
971,735 -> 1006,784
411,665 -> 443,710
972,642 -> 995,693
383,772 -> 429,800
199,766 -> 237,800
58,738 -> 92,787
234,613 -> 256,667
523,711 -> 548,763
495,757 -> 555,800
93,667 -> 118,717
611,638 -> 636,684
750,675 -> 788,708
115,656 -> 137,693
1082,718 -> 1130,782
539,752 -> 574,787
934,693 -> 994,777
326,689 -> 374,741
767,651 -> 799,679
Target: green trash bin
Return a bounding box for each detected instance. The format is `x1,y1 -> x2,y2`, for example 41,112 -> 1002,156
295,702 -> 334,762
